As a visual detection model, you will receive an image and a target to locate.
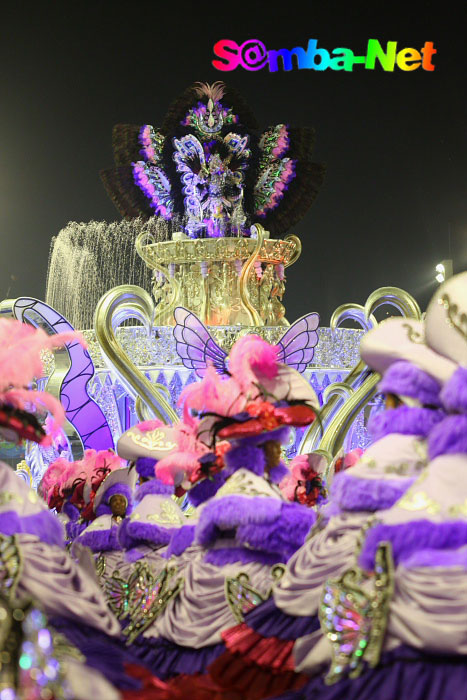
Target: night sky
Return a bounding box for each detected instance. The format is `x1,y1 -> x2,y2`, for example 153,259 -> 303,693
1,3 -> 464,325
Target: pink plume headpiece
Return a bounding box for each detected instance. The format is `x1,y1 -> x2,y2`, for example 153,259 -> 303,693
155,419 -> 211,486
0,318 -> 87,443
40,449 -> 124,511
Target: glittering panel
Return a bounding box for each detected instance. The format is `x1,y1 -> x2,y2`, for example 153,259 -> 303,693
73,326 -> 363,371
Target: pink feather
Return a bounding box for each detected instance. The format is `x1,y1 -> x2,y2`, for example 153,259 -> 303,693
227,335 -> 279,392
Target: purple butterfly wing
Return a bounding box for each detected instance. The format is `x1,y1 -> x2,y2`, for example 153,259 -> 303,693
275,313 -> 320,373
173,307 -> 228,379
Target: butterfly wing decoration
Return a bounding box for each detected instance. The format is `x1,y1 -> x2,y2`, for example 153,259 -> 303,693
275,313 -> 320,374
102,567 -> 140,620
225,572 -> 270,624
253,124 -> 325,238
173,307 -> 228,378
123,563 -> 183,645
319,542 -> 394,685
0,535 -> 22,598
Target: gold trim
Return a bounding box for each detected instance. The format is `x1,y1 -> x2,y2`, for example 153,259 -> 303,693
94,285 -> 178,424
238,225 -> 264,326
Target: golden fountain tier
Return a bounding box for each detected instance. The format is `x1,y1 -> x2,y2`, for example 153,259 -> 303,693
135,227 -> 301,327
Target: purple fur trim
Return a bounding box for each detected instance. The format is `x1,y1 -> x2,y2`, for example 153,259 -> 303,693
268,459 -> 289,484
205,547 -> 284,566
66,519 -> 88,541
359,519 -> 467,570
0,511 -> 64,547
188,471 -> 227,507
428,414 -> 467,460
331,472 -> 414,512
104,482 -> 133,505
196,496 -> 314,559
441,366 -> 467,414
134,479 -> 173,503
136,456 -> 157,478
79,525 -> 121,552
245,597 -> 320,639
126,520 -> 173,547
225,444 -> 266,477
379,361 -> 442,406
62,501 -> 79,521
95,503 -> 112,517
369,406 -> 444,441
95,483 -> 133,517
236,502 -> 315,560
128,636 -> 224,679
164,524 -> 195,558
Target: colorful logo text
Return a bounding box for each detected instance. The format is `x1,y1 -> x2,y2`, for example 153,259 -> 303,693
212,39 -> 437,73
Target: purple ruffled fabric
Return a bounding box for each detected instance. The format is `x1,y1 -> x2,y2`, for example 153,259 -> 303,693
359,519 -> 467,570
244,597 -> 320,640
0,510 -> 64,547
428,414 -> 467,460
128,635 -> 224,679
274,645 -> 467,700
379,361 -> 442,406
330,472 -> 414,512
369,405 -> 444,441
49,616 -> 141,690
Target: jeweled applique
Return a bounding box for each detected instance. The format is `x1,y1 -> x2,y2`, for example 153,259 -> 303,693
0,535 -> 22,602
122,563 -> 183,644
225,564 -> 286,624
319,542 -> 394,684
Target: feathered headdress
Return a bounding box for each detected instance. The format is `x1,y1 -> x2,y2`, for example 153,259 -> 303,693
40,449 -> 124,517
0,318 -> 86,444
179,335 -> 318,445
100,81 -> 324,238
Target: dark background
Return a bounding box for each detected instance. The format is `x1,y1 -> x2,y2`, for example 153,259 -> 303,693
0,2 -> 464,325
